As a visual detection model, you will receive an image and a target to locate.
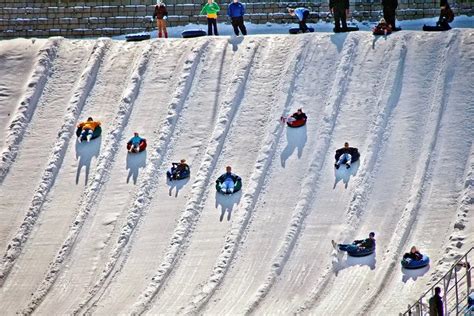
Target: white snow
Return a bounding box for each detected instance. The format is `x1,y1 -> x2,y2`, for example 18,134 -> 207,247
0,27 -> 473,315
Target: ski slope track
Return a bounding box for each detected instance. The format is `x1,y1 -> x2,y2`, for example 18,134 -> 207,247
0,38 -> 60,185
0,39 -> 108,286
0,30 -> 473,315
75,39 -> 211,314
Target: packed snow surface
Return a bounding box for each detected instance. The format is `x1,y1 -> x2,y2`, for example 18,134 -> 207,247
0,30 -> 473,315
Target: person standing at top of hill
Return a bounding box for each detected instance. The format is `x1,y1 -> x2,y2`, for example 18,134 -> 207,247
288,7 -> 310,33
201,0 -> 220,36
382,0 -> 398,30
227,0 -> 247,36
437,0 -> 454,30
153,2 -> 168,38
329,0 -> 349,32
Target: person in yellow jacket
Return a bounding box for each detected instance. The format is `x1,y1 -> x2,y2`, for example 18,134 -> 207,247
77,117 -> 101,142
200,0 -> 220,36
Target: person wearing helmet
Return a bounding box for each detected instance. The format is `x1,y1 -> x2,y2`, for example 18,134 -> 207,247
128,132 -> 145,152
77,117 -> 101,143
332,232 -> 376,252
216,166 -> 242,194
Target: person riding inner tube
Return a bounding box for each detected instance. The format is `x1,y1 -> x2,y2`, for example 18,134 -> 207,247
334,142 -> 360,169
285,108 -> 307,127
333,232 -> 376,257
373,17 -> 393,35
215,166 -> 242,194
167,159 -> 190,180
401,246 -> 430,269
127,132 -> 147,153
76,117 -> 101,143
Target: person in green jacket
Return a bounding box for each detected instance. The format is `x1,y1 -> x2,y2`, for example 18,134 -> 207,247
201,0 -> 220,36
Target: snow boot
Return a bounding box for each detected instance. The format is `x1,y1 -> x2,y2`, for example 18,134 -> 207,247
86,134 -> 92,142
158,32 -> 162,38
164,32 -> 168,38
334,163 -> 339,169
345,162 -> 351,169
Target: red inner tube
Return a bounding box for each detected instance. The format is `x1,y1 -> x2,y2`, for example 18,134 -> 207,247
287,118 -> 307,128
127,140 -> 147,152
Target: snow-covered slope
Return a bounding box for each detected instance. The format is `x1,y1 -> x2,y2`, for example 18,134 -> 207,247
0,31 -> 472,315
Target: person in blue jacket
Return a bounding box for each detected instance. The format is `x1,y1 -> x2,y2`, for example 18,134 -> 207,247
227,0 -> 247,36
288,7 -> 310,33
128,132 -> 145,152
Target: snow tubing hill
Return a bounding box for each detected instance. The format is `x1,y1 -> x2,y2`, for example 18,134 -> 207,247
76,126 -> 102,141
287,118 -> 307,128
125,32 -> 151,42
289,27 -> 314,34
182,29 -> 207,38
347,245 -> 375,257
127,139 -> 147,153
423,25 -> 451,32
167,167 -> 190,180
401,254 -> 430,269
216,178 -> 242,194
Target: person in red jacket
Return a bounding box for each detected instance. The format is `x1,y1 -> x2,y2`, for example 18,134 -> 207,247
153,2 -> 168,38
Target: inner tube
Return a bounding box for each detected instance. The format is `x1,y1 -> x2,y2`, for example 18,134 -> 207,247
422,25 -> 451,32
127,139 -> 147,153
167,167 -> 190,180
288,27 -> 314,34
125,32 -> 151,42
401,254 -> 430,269
76,126 -> 102,141
347,245 -> 375,257
287,118 -> 307,128
373,28 -> 392,35
181,29 -> 207,39
216,178 -> 242,194
334,26 -> 359,33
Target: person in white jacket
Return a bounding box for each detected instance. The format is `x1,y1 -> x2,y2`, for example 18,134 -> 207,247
288,7 -> 310,33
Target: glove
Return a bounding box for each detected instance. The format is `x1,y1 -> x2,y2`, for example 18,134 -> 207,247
163,15 -> 168,20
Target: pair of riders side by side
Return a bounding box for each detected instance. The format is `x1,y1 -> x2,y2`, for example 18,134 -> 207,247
216,166 -> 242,194
334,142 -> 360,169
288,7 -> 310,33
333,232 -> 376,253
77,117 -> 101,143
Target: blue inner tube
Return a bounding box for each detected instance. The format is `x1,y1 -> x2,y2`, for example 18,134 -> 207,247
347,245 -> 376,257
182,29 -> 207,38
76,126 -> 102,141
289,27 -> 314,34
401,254 -> 430,269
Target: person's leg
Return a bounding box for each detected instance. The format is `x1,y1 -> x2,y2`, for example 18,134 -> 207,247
86,129 -> 93,142
338,244 -> 350,251
238,17 -> 247,35
212,18 -> 218,35
337,153 -> 348,166
207,18 -> 213,35
157,19 -> 163,38
301,11 -> 309,32
334,11 -> 341,32
341,10 -> 348,31
162,20 -> 168,38
231,18 -> 240,36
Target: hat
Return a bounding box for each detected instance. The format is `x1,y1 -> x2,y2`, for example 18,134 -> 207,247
87,117 -> 93,121
180,159 -> 186,163
380,18 -> 386,24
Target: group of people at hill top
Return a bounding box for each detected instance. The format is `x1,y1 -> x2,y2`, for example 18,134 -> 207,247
151,0 -> 454,38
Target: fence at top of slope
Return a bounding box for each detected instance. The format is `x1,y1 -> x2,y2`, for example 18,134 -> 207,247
401,246 -> 473,316
1,0 -> 472,38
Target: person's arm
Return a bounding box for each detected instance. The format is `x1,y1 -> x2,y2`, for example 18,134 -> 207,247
241,3 -> 245,16
200,4 -> 207,15
77,122 -> 84,128
164,7 -> 168,17
345,0 -> 350,15
153,6 -> 158,19
329,0 -> 334,12
213,3 -> 220,12
227,4 -> 231,17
